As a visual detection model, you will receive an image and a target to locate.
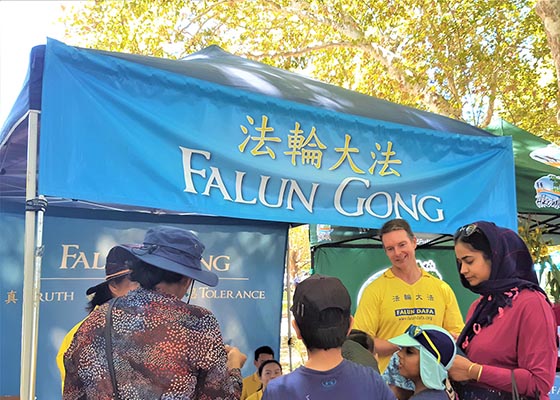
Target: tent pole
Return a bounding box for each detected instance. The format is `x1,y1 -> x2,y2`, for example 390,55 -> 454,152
20,110 -> 45,400
285,232 -> 293,372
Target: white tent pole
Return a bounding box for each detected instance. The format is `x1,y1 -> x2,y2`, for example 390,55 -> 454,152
285,233 -> 293,372
20,110 -> 45,400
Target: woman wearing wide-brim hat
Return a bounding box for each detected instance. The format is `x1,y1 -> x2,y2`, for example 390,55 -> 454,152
63,226 -> 247,400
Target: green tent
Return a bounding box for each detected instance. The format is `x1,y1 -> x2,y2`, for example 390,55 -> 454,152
486,120 -> 560,244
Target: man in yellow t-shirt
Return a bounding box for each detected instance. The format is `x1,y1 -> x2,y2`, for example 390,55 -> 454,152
240,346 -> 274,400
353,219 -> 464,398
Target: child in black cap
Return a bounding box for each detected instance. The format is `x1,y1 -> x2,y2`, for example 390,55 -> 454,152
263,274 -> 394,400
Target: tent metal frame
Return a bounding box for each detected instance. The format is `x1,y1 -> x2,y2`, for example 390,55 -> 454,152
20,110 -> 45,400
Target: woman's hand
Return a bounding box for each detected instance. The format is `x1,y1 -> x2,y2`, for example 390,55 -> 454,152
449,355 -> 482,382
225,344 -> 247,370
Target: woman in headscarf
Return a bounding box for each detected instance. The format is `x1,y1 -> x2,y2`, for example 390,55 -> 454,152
63,226 -> 246,399
449,221 -> 556,399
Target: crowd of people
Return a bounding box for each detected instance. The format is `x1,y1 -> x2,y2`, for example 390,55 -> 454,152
58,219 -> 558,400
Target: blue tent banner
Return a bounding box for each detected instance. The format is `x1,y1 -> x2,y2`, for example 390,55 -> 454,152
39,39 -> 517,233
0,36 -> 524,400
0,210 -> 286,398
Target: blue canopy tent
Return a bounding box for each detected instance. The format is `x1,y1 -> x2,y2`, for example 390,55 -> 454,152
0,39 -> 516,399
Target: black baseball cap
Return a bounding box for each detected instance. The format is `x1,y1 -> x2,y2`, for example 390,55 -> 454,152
291,274 -> 351,326
86,246 -> 135,295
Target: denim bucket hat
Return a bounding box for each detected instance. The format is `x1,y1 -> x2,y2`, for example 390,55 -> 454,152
120,226 -> 218,287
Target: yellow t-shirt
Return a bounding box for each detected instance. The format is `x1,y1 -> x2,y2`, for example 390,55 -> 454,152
56,315 -> 89,392
246,389 -> 263,400
353,268 -> 464,372
240,371 -> 261,400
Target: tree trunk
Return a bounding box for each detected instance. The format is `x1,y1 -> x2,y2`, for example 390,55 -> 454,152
536,0 -> 560,125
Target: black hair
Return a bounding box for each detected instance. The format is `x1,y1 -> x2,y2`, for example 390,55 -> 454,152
130,259 -> 184,289
347,329 -> 375,353
254,345 -> 275,361
297,308 -> 351,351
257,359 -> 282,377
380,218 -> 414,241
86,274 -> 128,313
454,227 -> 492,261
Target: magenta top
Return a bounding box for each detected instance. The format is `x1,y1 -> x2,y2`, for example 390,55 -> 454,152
464,289 -> 557,399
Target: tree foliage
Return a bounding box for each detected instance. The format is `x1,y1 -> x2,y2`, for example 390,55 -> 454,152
536,0 -> 560,129
518,218 -> 557,301
61,0 -> 559,143
288,225 -> 311,283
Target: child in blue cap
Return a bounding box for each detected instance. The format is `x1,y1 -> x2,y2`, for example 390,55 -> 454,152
389,324 -> 457,400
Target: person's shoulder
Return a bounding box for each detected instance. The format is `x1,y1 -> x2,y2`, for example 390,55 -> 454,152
338,359 -> 384,381
140,290 -> 214,315
184,303 -> 214,315
263,370 -> 301,397
79,306 -> 105,329
515,288 -> 552,309
242,371 -> 258,383
420,269 -> 445,282
178,304 -> 221,328
148,295 -> 219,327
518,288 -> 548,300
341,359 -> 378,373
363,269 -> 393,290
339,361 -> 392,395
341,342 -> 379,371
421,271 -> 454,289
152,293 -> 214,317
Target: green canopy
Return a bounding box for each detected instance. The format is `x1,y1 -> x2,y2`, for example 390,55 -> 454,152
486,120 -> 560,243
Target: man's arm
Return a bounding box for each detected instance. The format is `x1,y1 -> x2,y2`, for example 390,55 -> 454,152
373,338 -> 399,358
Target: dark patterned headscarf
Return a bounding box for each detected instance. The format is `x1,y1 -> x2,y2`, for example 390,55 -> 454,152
454,221 -> 548,350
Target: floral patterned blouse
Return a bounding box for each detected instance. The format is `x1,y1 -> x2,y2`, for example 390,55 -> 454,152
63,287 -> 242,399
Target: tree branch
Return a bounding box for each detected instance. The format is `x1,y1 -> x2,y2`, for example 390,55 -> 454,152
246,40 -> 462,119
